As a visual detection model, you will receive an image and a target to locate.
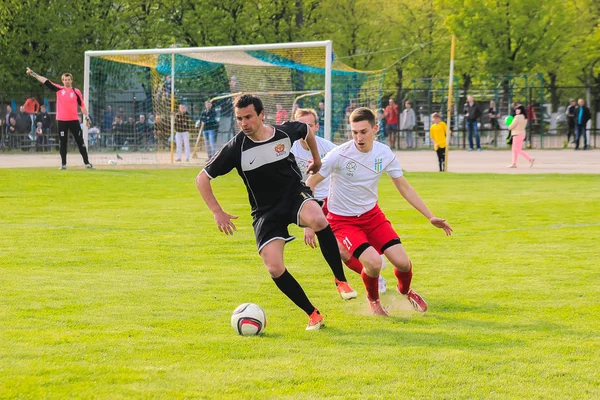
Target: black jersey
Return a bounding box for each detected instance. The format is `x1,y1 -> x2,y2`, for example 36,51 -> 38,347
204,121 -> 309,215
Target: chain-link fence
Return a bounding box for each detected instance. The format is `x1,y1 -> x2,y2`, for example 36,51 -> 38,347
2,78 -> 599,153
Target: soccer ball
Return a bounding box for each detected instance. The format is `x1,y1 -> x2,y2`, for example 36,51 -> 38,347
231,303 -> 266,336
108,160 -> 117,165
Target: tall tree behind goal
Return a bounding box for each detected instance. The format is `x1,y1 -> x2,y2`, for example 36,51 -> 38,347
84,41 -> 386,165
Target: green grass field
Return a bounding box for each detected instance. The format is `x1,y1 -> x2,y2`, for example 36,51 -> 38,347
1,168 -> 599,399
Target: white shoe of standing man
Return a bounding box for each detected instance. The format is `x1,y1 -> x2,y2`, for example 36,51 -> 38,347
378,275 -> 387,293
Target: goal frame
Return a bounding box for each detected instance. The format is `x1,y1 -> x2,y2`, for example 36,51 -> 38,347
83,41 -> 334,149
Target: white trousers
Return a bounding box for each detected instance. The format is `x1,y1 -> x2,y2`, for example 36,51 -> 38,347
175,131 -> 190,161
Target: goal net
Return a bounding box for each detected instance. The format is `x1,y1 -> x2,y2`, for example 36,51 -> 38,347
84,41 -> 386,165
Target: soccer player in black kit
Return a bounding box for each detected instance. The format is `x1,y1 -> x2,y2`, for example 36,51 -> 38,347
196,95 -> 356,330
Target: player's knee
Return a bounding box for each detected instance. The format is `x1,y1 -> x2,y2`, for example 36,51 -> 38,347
338,245 -> 351,262
391,256 -> 411,272
361,253 -> 382,275
303,209 -> 327,231
311,214 -> 328,231
264,262 -> 285,278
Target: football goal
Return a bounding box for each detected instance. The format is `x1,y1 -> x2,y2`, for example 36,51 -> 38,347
84,41 -> 386,165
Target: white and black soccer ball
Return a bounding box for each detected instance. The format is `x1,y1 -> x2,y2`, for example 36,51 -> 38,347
231,303 -> 266,336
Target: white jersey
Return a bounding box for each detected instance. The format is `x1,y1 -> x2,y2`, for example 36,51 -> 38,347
319,140 -> 403,216
290,136 -> 337,200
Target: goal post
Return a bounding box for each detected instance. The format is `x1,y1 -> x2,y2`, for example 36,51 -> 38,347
83,41 -> 384,165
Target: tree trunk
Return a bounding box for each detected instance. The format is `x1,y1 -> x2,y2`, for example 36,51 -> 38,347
395,65 -> 403,103
548,71 -> 559,112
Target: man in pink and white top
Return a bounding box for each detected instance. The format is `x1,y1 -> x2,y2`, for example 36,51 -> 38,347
26,68 -> 94,170
306,107 -> 452,316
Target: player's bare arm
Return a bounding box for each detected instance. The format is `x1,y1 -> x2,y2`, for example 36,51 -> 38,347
196,170 -> 238,235
26,67 -> 47,84
304,129 -> 321,175
391,176 -> 453,236
305,173 -> 325,194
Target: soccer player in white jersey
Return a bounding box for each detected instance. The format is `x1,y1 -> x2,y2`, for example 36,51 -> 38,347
306,107 -> 452,316
291,108 -> 387,293
196,95 -> 357,331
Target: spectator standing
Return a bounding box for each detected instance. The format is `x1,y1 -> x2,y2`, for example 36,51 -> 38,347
401,100 -> 416,148
384,98 -> 399,149
317,101 -> 325,138
7,116 -> 17,148
103,105 -> 114,134
463,95 -> 482,151
565,99 -> 576,145
174,104 -> 194,161
487,100 -> 500,145
24,97 -> 40,134
35,105 -> 52,151
574,99 -> 591,150
345,99 -> 358,139
135,114 -> 149,149
200,101 -> 218,159
4,105 -> 16,147
275,103 -> 289,125
376,109 -> 386,142
16,106 -> 32,145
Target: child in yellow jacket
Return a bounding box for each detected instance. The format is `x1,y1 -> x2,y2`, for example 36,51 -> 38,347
430,113 -> 448,171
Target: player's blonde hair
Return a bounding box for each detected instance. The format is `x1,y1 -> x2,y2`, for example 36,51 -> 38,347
294,108 -> 318,125
431,112 -> 441,119
61,72 -> 73,80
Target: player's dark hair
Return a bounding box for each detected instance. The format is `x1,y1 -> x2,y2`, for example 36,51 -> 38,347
350,107 -> 376,127
234,94 -> 264,116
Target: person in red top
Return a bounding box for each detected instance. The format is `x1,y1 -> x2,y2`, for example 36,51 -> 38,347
24,97 -> 40,115
26,68 -> 94,170
275,103 -> 288,125
384,98 -> 399,149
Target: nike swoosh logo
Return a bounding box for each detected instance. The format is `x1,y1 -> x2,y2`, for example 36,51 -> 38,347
249,158 -> 256,164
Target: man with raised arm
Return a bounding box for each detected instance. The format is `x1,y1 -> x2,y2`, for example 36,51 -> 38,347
26,68 -> 94,170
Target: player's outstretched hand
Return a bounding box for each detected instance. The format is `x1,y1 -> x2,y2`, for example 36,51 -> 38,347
304,228 -> 317,248
214,210 -> 238,235
430,216 -> 453,236
306,159 -> 321,175
26,67 -> 32,75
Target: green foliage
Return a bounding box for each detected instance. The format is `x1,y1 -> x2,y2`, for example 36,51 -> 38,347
0,0 -> 598,96
0,168 -> 599,398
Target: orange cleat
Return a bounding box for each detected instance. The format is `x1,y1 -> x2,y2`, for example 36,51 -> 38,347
335,279 -> 358,300
306,309 -> 324,331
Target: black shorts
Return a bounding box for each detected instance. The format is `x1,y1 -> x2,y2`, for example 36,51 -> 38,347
253,186 -> 316,253
58,120 -> 82,137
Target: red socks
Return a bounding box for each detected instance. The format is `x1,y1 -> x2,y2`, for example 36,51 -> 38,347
344,256 -> 364,274
361,269 -> 379,301
394,261 -> 413,295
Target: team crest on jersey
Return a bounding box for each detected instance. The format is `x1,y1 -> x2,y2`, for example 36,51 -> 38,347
345,161 -> 357,176
374,158 -> 383,173
274,143 -> 286,156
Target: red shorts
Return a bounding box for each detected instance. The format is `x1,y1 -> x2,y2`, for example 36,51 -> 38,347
321,198 -> 329,217
326,204 -> 400,258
